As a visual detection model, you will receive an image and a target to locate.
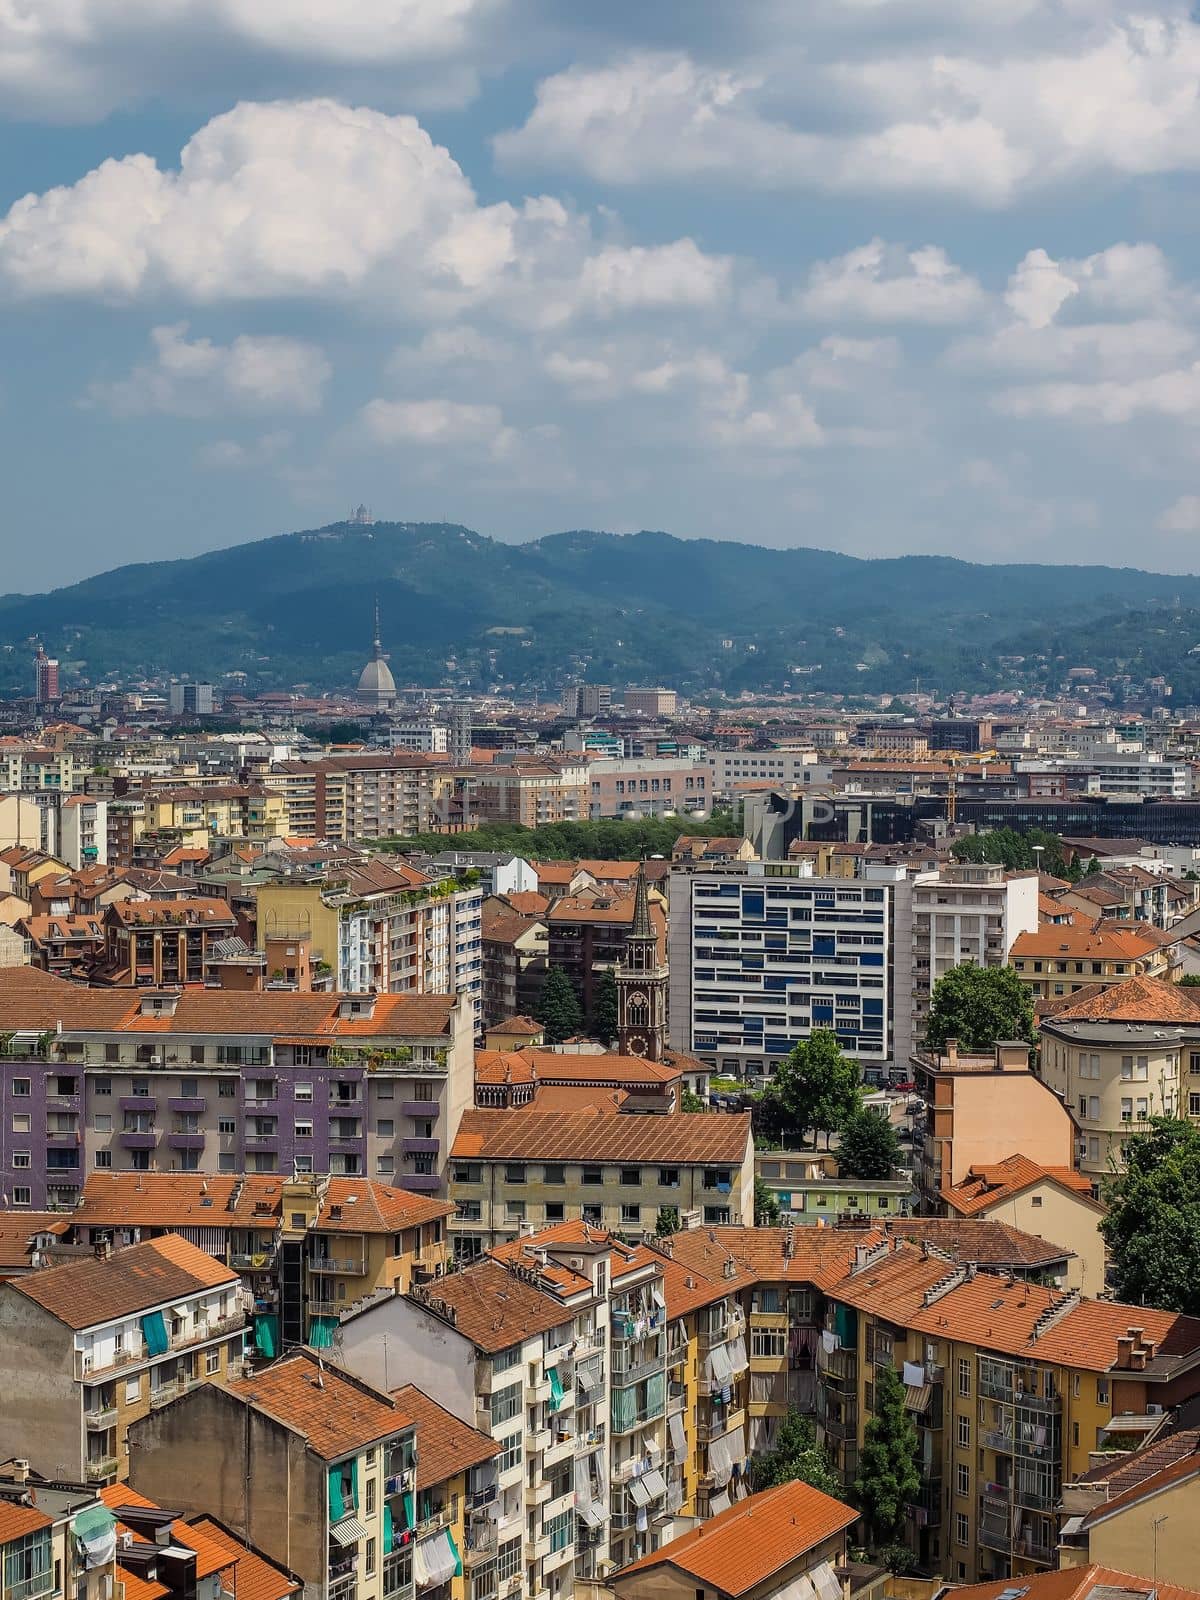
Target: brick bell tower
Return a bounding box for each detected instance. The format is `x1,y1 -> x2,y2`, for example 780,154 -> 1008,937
615,862 -> 668,1060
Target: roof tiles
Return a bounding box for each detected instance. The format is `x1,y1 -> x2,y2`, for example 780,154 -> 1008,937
8,1232 -> 236,1329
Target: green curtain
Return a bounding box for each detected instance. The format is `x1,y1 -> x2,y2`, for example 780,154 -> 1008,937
402,1491 -> 415,1531
328,1467 -> 345,1524
548,1369 -> 564,1412
308,1315 -> 336,1349
610,1385 -> 636,1433
141,1311 -> 169,1356
383,1505 -> 394,1555
253,1314 -> 279,1359
350,1457 -> 359,1510
834,1304 -> 857,1348
446,1529 -> 462,1578
645,1371 -> 665,1417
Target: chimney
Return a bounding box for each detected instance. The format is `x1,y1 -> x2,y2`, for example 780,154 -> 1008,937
1131,1348 -> 1148,1371
1116,1335 -> 1134,1369
944,1037 -> 959,1067
10,1460 -> 30,1486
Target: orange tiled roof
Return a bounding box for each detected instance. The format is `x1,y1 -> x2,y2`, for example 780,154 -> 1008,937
949,1564 -> 1200,1600
74,1172 -> 286,1229
943,1154 -> 1099,1217
391,1385 -> 499,1490
1046,973 -> 1200,1024
451,1108 -> 750,1164
488,1220 -> 643,1297
612,1479 -> 856,1595
0,1210 -> 71,1271
525,1084 -> 629,1113
230,1351 -> 409,1459
187,1519 -> 300,1600
0,1501 -> 52,1542
406,1258 -> 572,1353
1011,919 -> 1164,960
314,1178 -> 452,1233
501,893 -> 551,917
1081,1447 -> 1200,1528
9,1232 -> 237,1329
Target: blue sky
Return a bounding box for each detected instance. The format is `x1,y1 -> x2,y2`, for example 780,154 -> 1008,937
5,1 -> 1200,587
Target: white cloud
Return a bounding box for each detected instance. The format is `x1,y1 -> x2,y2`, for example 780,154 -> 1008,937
576,240 -> 732,315
359,396 -> 516,458
710,393 -> 825,451
800,239 -> 986,323
1006,243 -> 1172,328
1158,494 -> 1200,532
1004,249 -> 1079,330
0,0 -> 502,119
199,430 -> 292,469
996,361 -> 1200,423
84,323 -> 330,415
949,317 -> 1194,381
544,353 -> 612,387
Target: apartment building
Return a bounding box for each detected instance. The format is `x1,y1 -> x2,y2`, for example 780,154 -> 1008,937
545,892 -> 667,1027
480,899 -> 547,1028
910,1041 -> 1078,1210
940,1156 -> 1106,1296
467,760 -> 589,829
138,787 -> 290,849
447,1110 -> 754,1255
0,1472 -> 118,1600
910,862 -> 1039,1042
127,1350 -> 419,1600
68,1171 -> 451,1352
98,1485 -> 301,1600
59,797 -> 108,869
705,750 -> 824,798
586,759 -> 710,821
264,754 -> 446,843
93,898 -> 240,986
621,689 -> 677,719
255,859 -> 483,1018
1009,920 -> 1172,1005
339,1246 -> 616,1590
0,1232 -> 244,1486
668,862 -> 914,1079
1039,974 -> 1200,1178
0,979 -> 474,1207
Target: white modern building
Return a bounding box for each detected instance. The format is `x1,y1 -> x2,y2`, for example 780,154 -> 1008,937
668,861 -> 915,1080
706,750 -> 830,799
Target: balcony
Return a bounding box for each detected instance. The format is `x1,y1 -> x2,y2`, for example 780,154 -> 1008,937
402,1137 -> 440,1156
819,1411 -> 857,1444
983,1428 -> 1014,1454
167,1133 -> 205,1151
463,1521 -> 497,1566
168,1096 -> 207,1114
230,1249 -> 278,1271
398,1174 -> 440,1194
7,1574 -> 55,1600
978,1494 -> 1012,1555
905,1479 -> 942,1529
667,1382 -> 686,1416
85,1458 -> 118,1483
243,1136 -> 279,1153
45,1129 -> 81,1147
45,1094 -> 80,1112
382,1555 -> 411,1600
401,1100 -> 439,1118
119,1130 -> 158,1150
815,1344 -> 857,1384
310,1256 -> 364,1276
119,1096 -> 157,1111
85,1405 -> 118,1430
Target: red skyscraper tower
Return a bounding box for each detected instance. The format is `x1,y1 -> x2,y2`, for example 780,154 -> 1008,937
34,644 -> 59,703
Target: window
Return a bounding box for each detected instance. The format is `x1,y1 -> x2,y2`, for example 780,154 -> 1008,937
545,1203 -> 564,1222
376,1120 -> 394,1139
365,1538 -> 376,1578
366,1479 -> 376,1516
10,1115 -> 29,1134
295,1082 -> 313,1102
4,1528 -> 52,1599
497,1434 -> 521,1472
218,1118 -> 236,1135
493,1345 -> 520,1375
11,1152 -> 30,1170
218,1079 -> 236,1098
956,1463 -> 970,1498
506,1201 -> 526,1223
957,1415 -> 970,1449
377,1156 -> 395,1176
751,1328 -> 786,1359
125,1377 -> 141,1404
11,1079 -> 30,1098
955,1512 -> 969,1548
296,1121 -> 313,1139
454,1163 -> 482,1183
206,1348 -> 220,1375
93,1113 -> 112,1133
659,1167 -> 680,1188
581,1166 -> 603,1185
490,1383 -> 521,1427
104,1043 -> 119,1063
1097,1378 -> 1110,1405
218,1154 -> 236,1173
620,1204 -> 640,1225
1031,1195 -> 1043,1208
542,1163 -> 564,1184
620,1167 -> 640,1187
94,1077 -> 111,1096
497,1537 -> 521,1583
95,1151 -> 111,1169
11,1187 -> 30,1206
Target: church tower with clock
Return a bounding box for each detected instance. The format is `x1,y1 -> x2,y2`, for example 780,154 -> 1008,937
616,863 -> 669,1060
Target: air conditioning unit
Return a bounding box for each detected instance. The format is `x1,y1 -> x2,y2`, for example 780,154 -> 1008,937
1147,1402 -> 1164,1415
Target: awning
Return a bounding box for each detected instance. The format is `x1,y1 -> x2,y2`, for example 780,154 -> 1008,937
810,1561 -> 844,1600
73,1508 -> 116,1571
330,1518 -> 368,1547
667,1412 -> 686,1454
254,1313 -> 279,1359
651,1285 -> 666,1309
706,1342 -> 734,1386
309,1315 -> 338,1349
772,1576 -> 817,1600
577,1500 -> 606,1528
576,1355 -> 603,1394
414,1530 -> 458,1588
904,1384 -> 932,1414
627,1476 -> 652,1508
141,1310 -> 169,1356
727,1335 -> 749,1376
640,1469 -> 667,1500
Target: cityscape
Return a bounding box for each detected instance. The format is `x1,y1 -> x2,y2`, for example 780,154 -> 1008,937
4,8 -> 1200,1600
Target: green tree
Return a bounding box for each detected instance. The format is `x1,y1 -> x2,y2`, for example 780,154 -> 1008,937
763,1029 -> 862,1148
854,1364 -> 921,1545
752,1412 -> 839,1496
593,969 -> 618,1045
1100,1118 -> 1200,1313
537,967 -> 584,1044
951,827 -> 1068,877
837,1109 -> 901,1179
754,1178 -> 783,1226
655,1206 -> 680,1237
925,963 -> 1035,1053
680,1088 -> 707,1113
1180,975 -> 1200,989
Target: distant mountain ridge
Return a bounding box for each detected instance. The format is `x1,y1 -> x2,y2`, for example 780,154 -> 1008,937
3,520 -> 1200,700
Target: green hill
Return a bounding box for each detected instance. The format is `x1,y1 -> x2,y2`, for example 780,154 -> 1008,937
3,519 -> 1199,698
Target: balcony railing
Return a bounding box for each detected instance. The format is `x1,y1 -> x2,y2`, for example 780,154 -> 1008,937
310,1256 -> 364,1275
84,1405 -> 118,1430
7,1574 -> 55,1600
85,1458 -> 118,1483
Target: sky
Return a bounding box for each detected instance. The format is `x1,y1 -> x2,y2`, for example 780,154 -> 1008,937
6,2 -> 1200,587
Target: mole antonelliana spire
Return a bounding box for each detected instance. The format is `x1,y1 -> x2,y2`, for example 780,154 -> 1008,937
356,597 -> 396,709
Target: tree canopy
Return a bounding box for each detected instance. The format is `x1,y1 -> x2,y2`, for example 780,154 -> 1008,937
952,827 -> 1072,879
1101,1118 -> 1200,1314
925,963 -> 1035,1053
536,967 -> 584,1044
592,969 -> 618,1046
752,1412 -> 840,1497
854,1364 -> 921,1545
761,1029 -> 862,1148
837,1109 -> 901,1179
378,812 -> 737,862
754,1178 -> 783,1226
